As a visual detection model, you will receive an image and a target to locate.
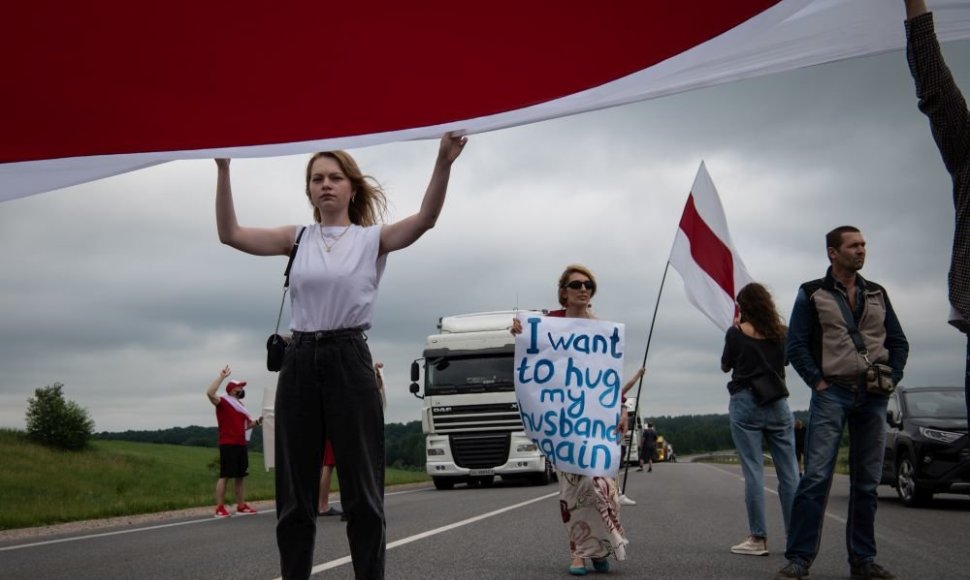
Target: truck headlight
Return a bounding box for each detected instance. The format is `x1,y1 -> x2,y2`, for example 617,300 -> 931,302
427,448 -> 445,456
516,443 -> 538,453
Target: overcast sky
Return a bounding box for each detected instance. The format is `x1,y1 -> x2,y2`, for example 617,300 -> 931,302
2,36 -> 968,433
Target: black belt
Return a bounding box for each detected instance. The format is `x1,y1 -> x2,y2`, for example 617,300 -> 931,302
825,375 -> 863,392
291,328 -> 365,342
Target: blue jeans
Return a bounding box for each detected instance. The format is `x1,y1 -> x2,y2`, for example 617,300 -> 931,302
729,389 -> 799,538
784,384 -> 889,567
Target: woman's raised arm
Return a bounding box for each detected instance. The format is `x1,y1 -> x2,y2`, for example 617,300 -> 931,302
215,158 -> 297,256
380,132 -> 467,254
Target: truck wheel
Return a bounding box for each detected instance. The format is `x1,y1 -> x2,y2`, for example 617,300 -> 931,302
531,459 -> 554,486
433,477 -> 455,490
896,453 -> 931,507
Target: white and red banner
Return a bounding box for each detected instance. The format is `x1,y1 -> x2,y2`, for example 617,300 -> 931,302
670,163 -> 754,332
4,0 -> 970,201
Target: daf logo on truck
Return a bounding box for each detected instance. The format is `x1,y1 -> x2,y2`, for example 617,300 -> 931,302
409,311 -> 556,490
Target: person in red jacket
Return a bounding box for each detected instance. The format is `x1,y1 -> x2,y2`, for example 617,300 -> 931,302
207,365 -> 263,518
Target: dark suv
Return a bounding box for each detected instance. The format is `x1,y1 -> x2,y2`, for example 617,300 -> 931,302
881,386 -> 970,507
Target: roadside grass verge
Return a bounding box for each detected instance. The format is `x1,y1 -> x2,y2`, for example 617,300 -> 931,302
0,428 -> 428,530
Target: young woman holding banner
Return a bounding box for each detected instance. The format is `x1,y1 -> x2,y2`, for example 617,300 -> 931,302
215,132 -> 467,580
512,263 -> 643,576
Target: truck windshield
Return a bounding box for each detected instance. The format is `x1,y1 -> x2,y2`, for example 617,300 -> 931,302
427,355 -> 514,395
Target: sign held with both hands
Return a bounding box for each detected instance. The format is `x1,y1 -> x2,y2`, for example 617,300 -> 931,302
513,313 -> 625,477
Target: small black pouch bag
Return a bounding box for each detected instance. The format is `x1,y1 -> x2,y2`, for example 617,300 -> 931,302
748,346 -> 789,406
267,227 -> 306,372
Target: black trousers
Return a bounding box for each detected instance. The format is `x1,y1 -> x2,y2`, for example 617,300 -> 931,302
275,329 -> 386,580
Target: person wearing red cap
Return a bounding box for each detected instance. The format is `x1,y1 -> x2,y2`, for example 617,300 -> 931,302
207,364 -> 263,518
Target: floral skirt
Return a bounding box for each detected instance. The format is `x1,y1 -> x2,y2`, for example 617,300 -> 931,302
558,472 -> 628,560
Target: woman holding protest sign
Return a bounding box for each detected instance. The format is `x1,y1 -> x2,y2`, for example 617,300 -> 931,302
512,263 -> 642,576
215,132 -> 467,580
720,282 -> 799,557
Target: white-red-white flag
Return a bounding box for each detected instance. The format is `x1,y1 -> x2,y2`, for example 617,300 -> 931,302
669,162 -> 754,332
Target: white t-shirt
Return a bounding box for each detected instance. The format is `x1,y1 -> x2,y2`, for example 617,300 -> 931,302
289,224 -> 387,331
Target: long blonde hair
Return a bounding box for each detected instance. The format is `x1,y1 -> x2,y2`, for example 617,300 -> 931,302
304,151 -> 388,226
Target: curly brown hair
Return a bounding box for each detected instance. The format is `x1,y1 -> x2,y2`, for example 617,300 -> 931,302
736,282 -> 787,343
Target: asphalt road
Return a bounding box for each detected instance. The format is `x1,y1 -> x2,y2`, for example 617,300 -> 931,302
1,461 -> 967,579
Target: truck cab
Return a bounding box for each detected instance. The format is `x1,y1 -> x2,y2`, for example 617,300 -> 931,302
410,311 -> 554,489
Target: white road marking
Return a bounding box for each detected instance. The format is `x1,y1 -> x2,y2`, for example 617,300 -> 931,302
702,462 -> 847,524
283,490 -> 561,579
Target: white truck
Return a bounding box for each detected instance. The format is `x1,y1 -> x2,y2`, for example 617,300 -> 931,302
409,311 -> 555,490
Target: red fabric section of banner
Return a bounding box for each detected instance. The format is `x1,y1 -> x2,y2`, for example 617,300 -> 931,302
2,1 -> 779,162
678,195 -> 736,300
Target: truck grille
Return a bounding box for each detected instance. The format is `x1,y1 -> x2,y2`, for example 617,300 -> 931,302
450,432 -> 511,469
430,403 -> 523,433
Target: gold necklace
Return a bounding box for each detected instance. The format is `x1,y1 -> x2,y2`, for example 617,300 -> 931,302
320,223 -> 353,252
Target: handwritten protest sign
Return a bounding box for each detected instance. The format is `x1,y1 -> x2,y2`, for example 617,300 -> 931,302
513,313 -> 625,477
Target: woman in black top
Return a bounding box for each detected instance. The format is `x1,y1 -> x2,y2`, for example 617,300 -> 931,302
721,282 -> 800,557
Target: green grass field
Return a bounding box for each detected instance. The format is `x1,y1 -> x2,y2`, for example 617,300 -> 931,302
0,429 -> 428,530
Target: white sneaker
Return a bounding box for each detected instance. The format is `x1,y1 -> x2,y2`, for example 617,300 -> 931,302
731,535 -> 768,556
618,494 -> 637,506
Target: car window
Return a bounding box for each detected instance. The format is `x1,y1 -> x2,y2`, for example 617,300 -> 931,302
903,390 -> 967,419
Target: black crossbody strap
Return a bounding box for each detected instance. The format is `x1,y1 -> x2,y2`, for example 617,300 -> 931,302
283,227 -> 307,288
273,227 -> 306,334
827,289 -> 870,363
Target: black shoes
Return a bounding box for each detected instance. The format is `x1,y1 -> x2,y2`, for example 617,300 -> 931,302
850,562 -> 898,580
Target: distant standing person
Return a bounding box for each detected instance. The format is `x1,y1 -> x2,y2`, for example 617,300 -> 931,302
775,226 -> 909,580
903,0 -> 970,424
318,440 -> 344,519
206,365 -> 262,518
638,423 -> 657,472
721,282 -> 799,557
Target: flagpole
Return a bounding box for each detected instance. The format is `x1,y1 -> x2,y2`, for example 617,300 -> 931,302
620,260 -> 671,496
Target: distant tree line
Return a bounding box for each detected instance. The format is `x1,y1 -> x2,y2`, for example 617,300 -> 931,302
95,425 -> 264,452
96,421 -> 426,468
96,411 -> 828,467
646,410 -> 811,456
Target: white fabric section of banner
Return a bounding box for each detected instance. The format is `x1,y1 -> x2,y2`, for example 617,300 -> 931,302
262,385 -> 276,471
6,0 -> 970,201
669,163 -> 754,333
221,394 -> 256,442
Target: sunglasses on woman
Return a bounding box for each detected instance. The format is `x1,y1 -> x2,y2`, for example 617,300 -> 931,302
564,280 -> 595,290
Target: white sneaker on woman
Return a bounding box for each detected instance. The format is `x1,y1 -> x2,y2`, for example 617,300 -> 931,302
731,535 -> 769,556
